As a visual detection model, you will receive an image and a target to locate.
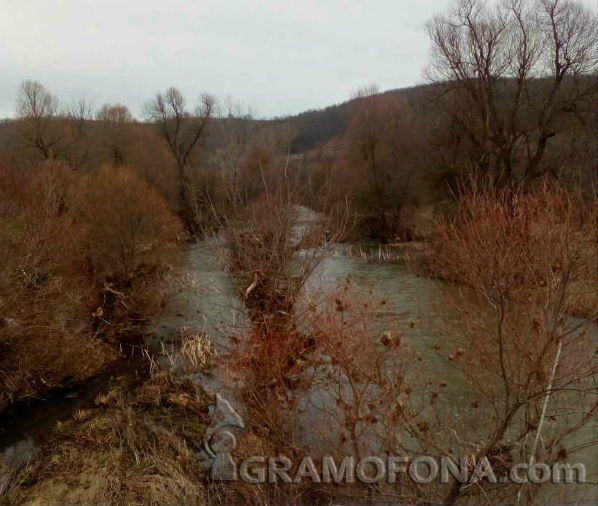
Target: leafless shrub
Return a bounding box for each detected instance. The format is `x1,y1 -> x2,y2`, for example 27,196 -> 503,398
223,166 -> 345,332
0,161 -> 113,409
75,165 -> 183,282
423,180 -> 598,504
0,161 -> 184,408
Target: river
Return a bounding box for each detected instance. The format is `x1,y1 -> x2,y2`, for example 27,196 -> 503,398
151,229 -> 597,504
1,210 -> 596,504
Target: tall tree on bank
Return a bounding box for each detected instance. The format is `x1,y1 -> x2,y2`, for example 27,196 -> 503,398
144,87 -> 215,234
346,84 -> 414,241
64,96 -> 94,171
427,0 -> 598,187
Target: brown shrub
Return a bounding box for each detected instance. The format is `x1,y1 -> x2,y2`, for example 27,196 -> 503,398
427,180 -> 597,317
75,165 -> 183,283
423,181 -> 598,504
303,279 -> 417,460
0,163 -> 184,409
0,161 -> 111,408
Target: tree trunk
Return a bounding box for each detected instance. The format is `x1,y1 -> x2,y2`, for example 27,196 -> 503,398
177,165 -> 199,236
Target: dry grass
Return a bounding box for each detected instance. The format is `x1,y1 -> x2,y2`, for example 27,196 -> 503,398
2,371 -> 212,506
1,366 -> 324,506
180,328 -> 214,370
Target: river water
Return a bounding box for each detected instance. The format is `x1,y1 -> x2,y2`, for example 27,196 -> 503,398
152,231 -> 597,504
2,207 -> 595,504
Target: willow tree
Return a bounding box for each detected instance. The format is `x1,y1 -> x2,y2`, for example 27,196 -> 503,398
16,81 -> 64,160
144,87 -> 215,234
427,0 -> 598,186
96,103 -> 134,166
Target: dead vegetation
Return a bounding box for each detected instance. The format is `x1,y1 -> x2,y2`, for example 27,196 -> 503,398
220,163 -> 347,402
1,371 -> 212,506
426,179 -> 598,320
0,161 -> 183,409
223,175 -> 337,332
1,365 -> 323,506
423,180 -> 598,504
180,328 -> 214,371
0,1 -> 596,505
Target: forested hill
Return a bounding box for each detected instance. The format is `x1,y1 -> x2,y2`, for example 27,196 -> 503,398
286,83 -> 436,153
0,83 -> 432,154
1,75 -> 594,159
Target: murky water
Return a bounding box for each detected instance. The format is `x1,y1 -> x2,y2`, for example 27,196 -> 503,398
146,238 -> 249,403
2,201 -> 594,503
155,228 -> 597,504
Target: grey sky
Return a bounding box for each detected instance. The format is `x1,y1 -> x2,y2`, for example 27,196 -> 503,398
1,0 -> 596,120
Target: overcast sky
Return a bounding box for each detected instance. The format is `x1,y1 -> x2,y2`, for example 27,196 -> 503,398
1,0 -> 596,120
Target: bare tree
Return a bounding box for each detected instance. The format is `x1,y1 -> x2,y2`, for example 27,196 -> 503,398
96,103 -> 133,123
427,0 -> 598,186
66,96 -> 93,142
96,103 -> 134,165
16,81 -> 64,159
348,84 -> 385,209
346,84 -> 414,240
144,87 -> 215,233
214,95 -> 255,206
64,96 -> 94,170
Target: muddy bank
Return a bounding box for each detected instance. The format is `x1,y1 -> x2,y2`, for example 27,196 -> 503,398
0,369 -> 213,506
0,346 -> 152,495
0,347 -> 150,444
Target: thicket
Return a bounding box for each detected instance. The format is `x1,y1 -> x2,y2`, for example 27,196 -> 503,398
0,161 -> 183,408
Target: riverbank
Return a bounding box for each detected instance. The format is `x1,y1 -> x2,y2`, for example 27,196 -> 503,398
0,163 -> 185,415
346,238 -> 596,322
1,228 -> 596,505
1,368 -> 213,505
0,240 -> 246,505
417,244 -> 598,322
